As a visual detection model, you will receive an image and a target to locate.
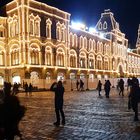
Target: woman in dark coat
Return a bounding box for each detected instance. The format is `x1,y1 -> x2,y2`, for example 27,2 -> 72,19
129,77 -> 140,121
0,82 -> 26,140
50,81 -> 65,126
104,80 -> 111,98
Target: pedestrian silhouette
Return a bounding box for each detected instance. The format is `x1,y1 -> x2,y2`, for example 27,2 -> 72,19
97,80 -> 102,96
129,77 -> 140,121
127,78 -> 132,91
76,80 -> 80,91
50,81 -> 65,126
118,79 -> 124,96
28,83 -> 33,96
104,80 -> 111,98
12,82 -> 18,95
0,82 -> 26,140
79,79 -> 84,91
24,82 -> 28,96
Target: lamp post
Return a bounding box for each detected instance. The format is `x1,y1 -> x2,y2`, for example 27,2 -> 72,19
86,73 -> 89,90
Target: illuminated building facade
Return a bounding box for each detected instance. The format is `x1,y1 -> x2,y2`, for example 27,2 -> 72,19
0,0 -> 140,89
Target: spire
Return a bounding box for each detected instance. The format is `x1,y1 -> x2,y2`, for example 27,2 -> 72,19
136,24 -> 140,48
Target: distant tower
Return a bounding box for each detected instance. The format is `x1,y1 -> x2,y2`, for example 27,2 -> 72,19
136,24 -> 140,49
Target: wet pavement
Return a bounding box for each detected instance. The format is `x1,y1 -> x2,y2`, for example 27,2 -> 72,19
17,88 -> 140,140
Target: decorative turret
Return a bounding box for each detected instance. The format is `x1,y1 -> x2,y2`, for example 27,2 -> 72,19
95,9 -> 120,33
136,24 -> 140,49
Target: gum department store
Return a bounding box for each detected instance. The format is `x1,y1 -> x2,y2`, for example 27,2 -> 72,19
0,0 -> 140,90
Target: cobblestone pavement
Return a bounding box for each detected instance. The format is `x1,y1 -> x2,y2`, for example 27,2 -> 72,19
17,88 -> 140,140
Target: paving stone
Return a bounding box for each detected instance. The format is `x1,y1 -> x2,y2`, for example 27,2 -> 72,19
17,89 -> 140,139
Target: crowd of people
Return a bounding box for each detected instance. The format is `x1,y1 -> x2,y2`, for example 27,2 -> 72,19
96,77 -> 140,121
0,82 -> 26,140
0,81 -> 33,139
0,77 -> 140,139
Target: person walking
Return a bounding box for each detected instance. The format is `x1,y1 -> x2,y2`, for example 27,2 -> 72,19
24,82 -> 28,96
79,79 -> 84,91
104,80 -> 111,98
97,80 -> 102,96
50,81 -> 65,126
76,80 -> 80,91
129,77 -> 140,121
28,83 -> 33,96
119,79 -> 124,96
127,78 -> 132,91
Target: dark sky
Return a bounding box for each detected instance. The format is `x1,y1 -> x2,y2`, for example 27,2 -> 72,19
1,0 -> 140,48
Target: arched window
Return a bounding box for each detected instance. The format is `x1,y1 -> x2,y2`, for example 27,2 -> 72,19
98,22 -> 102,30
46,19 -> 52,39
35,21 -> 39,36
70,56 -> 76,67
103,21 -> 107,29
84,37 -> 87,49
61,25 -> 65,42
89,39 -> 93,51
97,42 -> 100,52
30,46 -> 39,65
46,53 -> 51,65
99,42 -> 103,53
80,36 -> 84,48
57,54 -> 64,66
93,40 -> 96,52
56,27 -> 61,41
56,48 -> 65,66
45,47 -> 52,66
79,52 -> 86,68
0,51 -> 4,65
96,55 -> 102,70
29,20 -> 34,35
89,54 -> 94,69
56,23 -> 61,41
104,57 -> 109,70
70,50 -> 77,68
11,48 -> 19,65
8,15 -> 19,37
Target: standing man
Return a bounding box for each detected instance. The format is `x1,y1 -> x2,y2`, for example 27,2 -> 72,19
24,82 -> 28,96
97,80 -> 102,96
28,83 -> 33,96
76,80 -> 80,91
129,77 -> 140,121
119,79 -> 124,96
50,81 -> 65,126
104,80 -> 111,98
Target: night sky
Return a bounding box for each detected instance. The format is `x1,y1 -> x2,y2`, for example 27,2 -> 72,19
1,0 -> 140,48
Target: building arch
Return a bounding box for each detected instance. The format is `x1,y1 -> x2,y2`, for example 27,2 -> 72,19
89,53 -> 95,69
69,49 -> 77,68
96,55 -> 102,70
45,46 -> 52,66
56,47 -> 65,66
29,43 -> 40,65
79,51 -> 87,68
10,44 -> 20,66
104,56 -> 109,70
